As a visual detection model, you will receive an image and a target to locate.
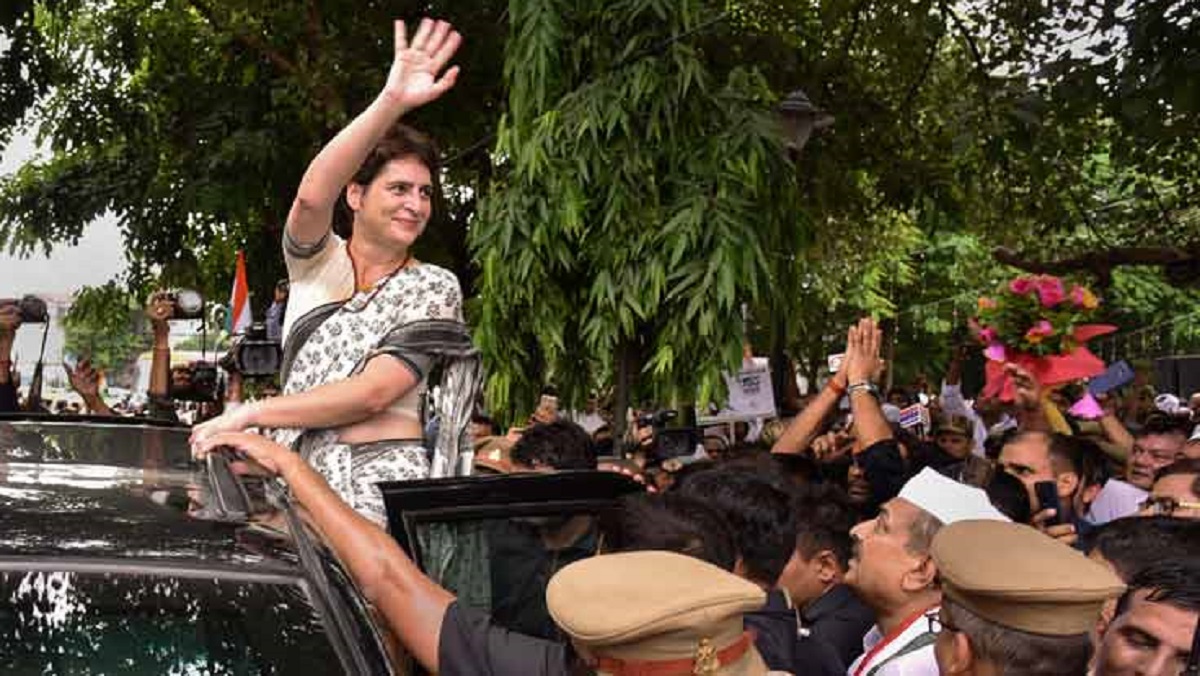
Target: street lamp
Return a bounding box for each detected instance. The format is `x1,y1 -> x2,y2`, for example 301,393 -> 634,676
778,89 -> 834,156
769,89 -> 833,412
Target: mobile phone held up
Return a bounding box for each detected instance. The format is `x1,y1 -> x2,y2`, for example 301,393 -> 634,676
1034,480 -> 1063,526
1087,360 -> 1135,396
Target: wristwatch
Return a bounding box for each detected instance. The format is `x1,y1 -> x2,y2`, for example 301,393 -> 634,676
847,381 -> 880,399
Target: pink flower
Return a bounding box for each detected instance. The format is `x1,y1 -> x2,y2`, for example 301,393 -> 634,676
1009,277 -> 1036,295
1024,320 -> 1054,345
984,342 -> 1007,362
979,327 -> 998,344
1035,276 -> 1066,307
977,297 -> 997,311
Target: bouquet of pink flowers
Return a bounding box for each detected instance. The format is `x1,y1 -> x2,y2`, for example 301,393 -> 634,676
974,275 -> 1115,401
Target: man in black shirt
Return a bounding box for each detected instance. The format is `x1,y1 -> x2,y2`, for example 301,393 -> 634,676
778,482 -> 875,668
675,465 -> 846,675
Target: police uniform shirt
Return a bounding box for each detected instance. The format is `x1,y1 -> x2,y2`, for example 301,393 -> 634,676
438,600 -> 572,676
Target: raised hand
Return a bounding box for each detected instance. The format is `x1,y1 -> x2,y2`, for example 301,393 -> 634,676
64,358 -> 102,398
1006,362 -> 1042,411
383,18 -> 462,111
146,291 -> 173,332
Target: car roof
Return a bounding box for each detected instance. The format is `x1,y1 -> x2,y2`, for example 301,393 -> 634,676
0,416 -> 303,575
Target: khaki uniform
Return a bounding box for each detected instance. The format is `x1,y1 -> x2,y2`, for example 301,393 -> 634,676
932,520 -> 1126,635
547,550 -> 770,675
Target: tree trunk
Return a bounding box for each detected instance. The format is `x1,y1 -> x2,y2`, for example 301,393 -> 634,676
613,338 -> 637,443
770,313 -> 789,416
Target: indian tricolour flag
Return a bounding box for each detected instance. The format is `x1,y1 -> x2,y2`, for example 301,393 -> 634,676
228,250 -> 252,334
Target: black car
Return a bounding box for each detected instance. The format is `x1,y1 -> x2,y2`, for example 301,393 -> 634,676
0,415 -> 394,675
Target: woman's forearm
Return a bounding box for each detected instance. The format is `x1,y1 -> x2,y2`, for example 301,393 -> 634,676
245,359 -> 417,430
287,93 -> 410,243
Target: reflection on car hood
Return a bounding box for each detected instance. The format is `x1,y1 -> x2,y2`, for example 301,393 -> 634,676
0,420 -> 300,571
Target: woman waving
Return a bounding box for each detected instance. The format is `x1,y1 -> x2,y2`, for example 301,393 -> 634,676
193,19 -> 479,525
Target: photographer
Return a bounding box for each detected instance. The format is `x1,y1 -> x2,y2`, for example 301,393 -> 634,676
145,292 -> 181,423
0,304 -> 20,413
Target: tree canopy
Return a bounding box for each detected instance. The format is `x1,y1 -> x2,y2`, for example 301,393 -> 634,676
3,0 -> 1198,413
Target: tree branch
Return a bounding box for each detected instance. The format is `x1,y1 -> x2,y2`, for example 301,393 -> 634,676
900,15 -> 944,112
305,0 -> 324,57
187,0 -> 343,130
993,245 -> 1198,287
186,0 -> 299,76
941,2 -> 988,81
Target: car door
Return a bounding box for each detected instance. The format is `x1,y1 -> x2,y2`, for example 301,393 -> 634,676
379,471 -> 642,651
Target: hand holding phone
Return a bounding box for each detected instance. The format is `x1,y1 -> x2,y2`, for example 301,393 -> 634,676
1033,480 -> 1063,526
1088,360 -> 1135,396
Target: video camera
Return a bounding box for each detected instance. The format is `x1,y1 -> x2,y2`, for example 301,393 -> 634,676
633,409 -> 698,464
637,409 -> 677,429
219,322 -> 282,378
161,289 -> 206,320
0,295 -> 49,323
170,361 -> 222,403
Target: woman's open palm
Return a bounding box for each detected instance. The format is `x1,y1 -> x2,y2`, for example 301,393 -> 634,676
384,18 -> 462,110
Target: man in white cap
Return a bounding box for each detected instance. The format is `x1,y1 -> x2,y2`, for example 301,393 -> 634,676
844,467 -> 1009,676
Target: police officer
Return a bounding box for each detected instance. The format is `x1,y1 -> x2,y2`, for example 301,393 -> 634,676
929,520 -> 1125,675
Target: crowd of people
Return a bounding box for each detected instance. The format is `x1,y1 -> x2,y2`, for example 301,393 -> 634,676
3,15 -> 1199,676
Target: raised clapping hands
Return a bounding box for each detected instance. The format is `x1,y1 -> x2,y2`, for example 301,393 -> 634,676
382,18 -> 462,112
845,317 -> 883,385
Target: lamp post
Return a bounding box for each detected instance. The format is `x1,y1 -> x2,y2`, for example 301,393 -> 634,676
777,89 -> 834,157
769,89 -> 833,410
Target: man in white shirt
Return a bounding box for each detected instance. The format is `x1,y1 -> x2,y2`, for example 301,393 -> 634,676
844,468 -> 1009,676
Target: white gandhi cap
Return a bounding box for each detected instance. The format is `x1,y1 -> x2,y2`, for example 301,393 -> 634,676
898,467 -> 1010,524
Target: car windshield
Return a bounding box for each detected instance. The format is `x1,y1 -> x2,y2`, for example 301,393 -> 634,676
0,569 -> 345,675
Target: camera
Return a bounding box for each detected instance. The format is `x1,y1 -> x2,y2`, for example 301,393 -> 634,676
0,295 -> 49,323
170,361 -> 222,402
163,289 -> 205,320
221,322 -> 282,378
637,409 -> 677,429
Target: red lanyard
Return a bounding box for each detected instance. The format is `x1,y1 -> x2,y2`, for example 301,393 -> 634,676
852,605 -> 937,676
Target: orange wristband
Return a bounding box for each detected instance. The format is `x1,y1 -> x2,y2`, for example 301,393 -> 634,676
827,379 -> 846,396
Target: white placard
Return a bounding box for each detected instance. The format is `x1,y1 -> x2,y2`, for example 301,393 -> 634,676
724,357 -> 777,418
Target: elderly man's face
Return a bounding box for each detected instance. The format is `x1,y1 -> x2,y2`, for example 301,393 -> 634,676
845,498 -> 932,607
1128,433 -> 1185,490
1095,590 -> 1197,676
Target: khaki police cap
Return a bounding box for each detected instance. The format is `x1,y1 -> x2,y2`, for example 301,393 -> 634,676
934,413 -> 974,438
547,551 -> 768,675
932,520 -> 1126,635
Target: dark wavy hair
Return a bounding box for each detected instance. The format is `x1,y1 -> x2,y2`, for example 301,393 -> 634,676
510,420 -> 596,471
332,124 -> 440,238
675,466 -> 796,586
